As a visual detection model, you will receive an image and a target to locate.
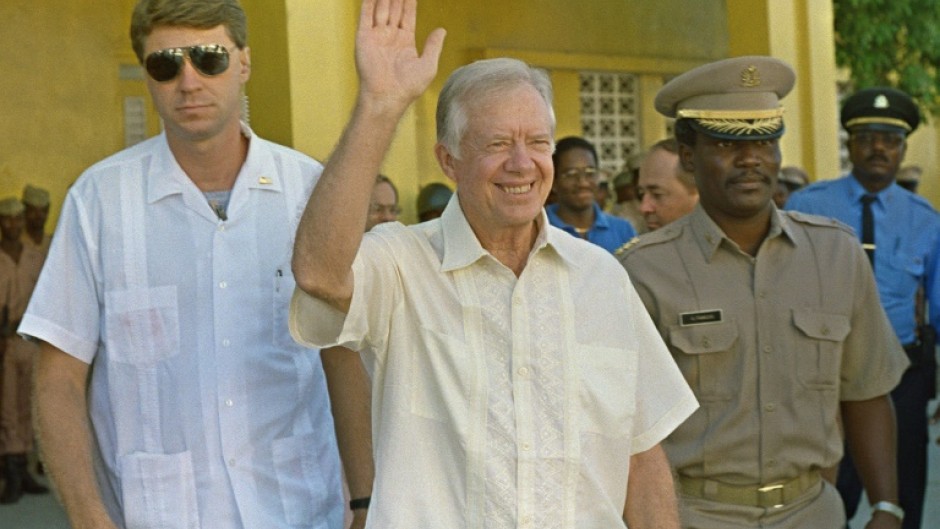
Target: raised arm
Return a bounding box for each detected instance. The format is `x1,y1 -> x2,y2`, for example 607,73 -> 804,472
292,0 -> 445,311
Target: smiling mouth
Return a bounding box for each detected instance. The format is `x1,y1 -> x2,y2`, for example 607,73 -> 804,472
498,183 -> 533,195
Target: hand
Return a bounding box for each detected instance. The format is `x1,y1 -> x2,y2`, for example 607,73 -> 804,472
864,509 -> 902,529
355,0 -> 446,111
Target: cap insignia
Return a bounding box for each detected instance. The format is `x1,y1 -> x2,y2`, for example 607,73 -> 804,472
740,65 -> 761,88
874,94 -> 889,109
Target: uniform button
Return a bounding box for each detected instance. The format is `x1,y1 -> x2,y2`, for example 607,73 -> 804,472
821,325 -> 830,336
518,367 -> 529,377
767,459 -> 777,467
225,399 -> 234,407
758,291 -> 767,299
219,281 -> 227,289
764,403 -> 776,412
763,345 -> 772,353
702,337 -> 712,348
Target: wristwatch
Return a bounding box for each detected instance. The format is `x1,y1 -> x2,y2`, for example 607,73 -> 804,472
871,501 -> 904,521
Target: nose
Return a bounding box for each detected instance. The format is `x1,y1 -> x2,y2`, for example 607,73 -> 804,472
505,142 -> 535,172
176,58 -> 203,89
639,192 -> 655,214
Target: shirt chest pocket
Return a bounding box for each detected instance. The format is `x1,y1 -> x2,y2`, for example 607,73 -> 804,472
668,322 -> 739,401
791,309 -> 850,389
410,326 -> 473,435
104,286 -> 180,365
578,344 -> 637,438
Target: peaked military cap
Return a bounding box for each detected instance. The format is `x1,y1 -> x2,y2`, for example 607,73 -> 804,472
840,87 -> 920,134
22,184 -> 50,208
0,197 -> 24,217
655,55 -> 795,140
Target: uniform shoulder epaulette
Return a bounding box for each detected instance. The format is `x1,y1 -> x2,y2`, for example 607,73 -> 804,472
614,237 -> 641,257
783,210 -> 855,235
615,225 -> 684,258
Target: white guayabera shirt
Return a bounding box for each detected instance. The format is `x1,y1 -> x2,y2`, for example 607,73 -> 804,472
21,127 -> 344,529
291,194 -> 698,529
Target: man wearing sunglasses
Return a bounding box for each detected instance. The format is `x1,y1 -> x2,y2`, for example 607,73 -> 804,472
20,1 -> 344,528
787,87 -> 940,529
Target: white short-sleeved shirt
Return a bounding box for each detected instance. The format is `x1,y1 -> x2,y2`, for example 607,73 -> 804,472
19,128 -> 344,529
290,195 -> 698,529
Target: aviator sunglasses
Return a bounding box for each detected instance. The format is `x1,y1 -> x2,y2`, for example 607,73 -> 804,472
145,44 -> 230,82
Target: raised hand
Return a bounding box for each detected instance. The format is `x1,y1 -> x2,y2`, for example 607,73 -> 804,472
355,0 -> 446,112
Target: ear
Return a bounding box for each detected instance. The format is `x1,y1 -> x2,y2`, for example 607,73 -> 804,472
239,46 -> 251,83
678,142 -> 695,173
434,143 -> 459,184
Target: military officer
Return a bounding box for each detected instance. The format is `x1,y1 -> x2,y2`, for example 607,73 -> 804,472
619,56 -> 909,529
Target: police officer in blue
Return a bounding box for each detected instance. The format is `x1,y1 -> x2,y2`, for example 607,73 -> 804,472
787,87 -> 940,529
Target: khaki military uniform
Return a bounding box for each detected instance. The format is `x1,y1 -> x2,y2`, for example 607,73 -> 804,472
21,232 -> 51,257
0,244 -> 44,455
619,205 -> 909,528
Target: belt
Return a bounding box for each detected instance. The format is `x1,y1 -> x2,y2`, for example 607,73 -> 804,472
678,471 -> 821,508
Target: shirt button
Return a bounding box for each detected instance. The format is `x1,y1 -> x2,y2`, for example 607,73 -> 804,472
228,458 -> 236,467
522,442 -> 531,451
521,515 -> 531,525
218,225 -> 226,232
225,399 -> 234,407
518,367 -> 529,377
219,281 -> 227,289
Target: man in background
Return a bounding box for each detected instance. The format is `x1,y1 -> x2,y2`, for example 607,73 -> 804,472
20,185 -> 52,256
547,136 -> 636,252
0,197 -> 48,504
635,138 -> 698,232
787,86 -> 940,529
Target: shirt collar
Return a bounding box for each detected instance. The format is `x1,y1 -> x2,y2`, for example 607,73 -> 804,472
847,173 -> 904,207
689,203 -> 797,261
440,193 -> 573,272
146,122 -> 280,207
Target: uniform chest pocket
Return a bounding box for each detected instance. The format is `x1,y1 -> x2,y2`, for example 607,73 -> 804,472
668,322 -> 739,401
792,309 -> 849,389
104,286 -> 180,365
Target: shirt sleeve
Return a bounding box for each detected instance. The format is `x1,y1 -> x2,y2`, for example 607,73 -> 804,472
290,227 -> 403,357
840,239 -> 910,401
18,190 -> 101,363
625,276 -> 699,453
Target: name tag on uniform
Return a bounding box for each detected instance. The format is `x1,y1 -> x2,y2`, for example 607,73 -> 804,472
679,309 -> 723,327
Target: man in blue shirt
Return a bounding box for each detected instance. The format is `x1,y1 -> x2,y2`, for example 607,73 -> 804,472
546,136 -> 636,253
787,87 -> 940,529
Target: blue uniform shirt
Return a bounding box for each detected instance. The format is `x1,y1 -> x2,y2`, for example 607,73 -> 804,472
546,202 -> 636,253
786,175 -> 940,344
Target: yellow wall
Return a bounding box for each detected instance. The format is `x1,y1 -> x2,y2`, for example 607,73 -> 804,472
3,0 -> 937,228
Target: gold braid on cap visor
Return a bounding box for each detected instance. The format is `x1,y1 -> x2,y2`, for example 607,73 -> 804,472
678,108 -> 784,136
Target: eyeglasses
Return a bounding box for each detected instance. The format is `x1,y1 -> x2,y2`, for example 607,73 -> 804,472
557,167 -> 601,183
369,204 -> 401,216
145,44 -> 230,82
850,131 -> 905,150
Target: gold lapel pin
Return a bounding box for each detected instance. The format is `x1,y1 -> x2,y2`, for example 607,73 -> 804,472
258,176 -> 272,185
